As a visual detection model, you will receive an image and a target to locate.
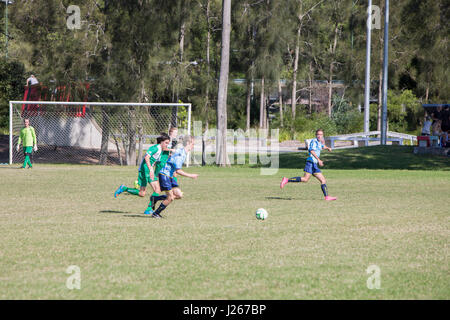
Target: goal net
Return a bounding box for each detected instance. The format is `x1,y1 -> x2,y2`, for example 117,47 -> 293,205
9,101 -> 192,166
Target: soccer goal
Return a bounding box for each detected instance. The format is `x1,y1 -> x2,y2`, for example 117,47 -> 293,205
9,101 -> 192,166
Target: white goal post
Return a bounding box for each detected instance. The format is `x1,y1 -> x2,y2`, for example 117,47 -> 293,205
9,101 -> 192,166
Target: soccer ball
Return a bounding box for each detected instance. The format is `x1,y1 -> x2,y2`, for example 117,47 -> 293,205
255,208 -> 268,220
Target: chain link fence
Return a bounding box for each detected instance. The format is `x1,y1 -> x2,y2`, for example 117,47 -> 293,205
9,101 -> 191,165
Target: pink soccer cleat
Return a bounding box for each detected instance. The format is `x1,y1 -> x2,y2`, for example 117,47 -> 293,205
325,196 -> 337,201
280,177 -> 289,189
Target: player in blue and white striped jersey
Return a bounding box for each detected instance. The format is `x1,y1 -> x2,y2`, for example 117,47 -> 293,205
280,129 -> 337,201
151,135 -> 199,218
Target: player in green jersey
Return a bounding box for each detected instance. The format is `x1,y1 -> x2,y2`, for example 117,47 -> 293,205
16,119 -> 37,169
114,133 -> 170,199
146,127 -> 179,214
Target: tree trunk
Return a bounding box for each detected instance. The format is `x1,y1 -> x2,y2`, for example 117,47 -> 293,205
328,64 -> 334,117
328,23 -> 339,117
377,21 -> 384,132
99,107 -> 110,165
179,21 -> 186,62
291,24 -> 301,119
308,61 -> 313,114
127,106 -> 137,166
259,77 -> 265,129
136,119 -> 143,166
278,79 -> 283,127
203,0 -> 211,167
216,0 -> 231,167
112,133 -> 123,166
246,80 -> 251,131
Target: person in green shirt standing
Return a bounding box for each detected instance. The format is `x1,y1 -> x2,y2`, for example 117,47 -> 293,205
16,118 -> 37,169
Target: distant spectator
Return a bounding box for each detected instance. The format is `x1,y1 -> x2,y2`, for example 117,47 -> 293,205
440,106 -> 450,133
432,119 -> 441,136
26,74 -> 39,86
441,132 -> 449,148
421,114 -> 432,136
431,106 -> 442,122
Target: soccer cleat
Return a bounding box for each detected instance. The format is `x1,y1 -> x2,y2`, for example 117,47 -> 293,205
280,177 -> 289,189
134,180 -> 140,189
151,212 -> 163,219
114,184 -> 125,198
144,208 -> 154,215
324,196 -> 337,201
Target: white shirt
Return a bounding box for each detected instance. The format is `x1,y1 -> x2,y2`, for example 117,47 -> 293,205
422,120 -> 432,135
27,77 -> 39,85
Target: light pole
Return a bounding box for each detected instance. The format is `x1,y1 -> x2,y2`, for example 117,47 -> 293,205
380,0 -> 389,145
2,0 -> 13,59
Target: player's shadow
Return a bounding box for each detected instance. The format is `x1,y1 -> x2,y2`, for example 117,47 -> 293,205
265,196 -> 293,200
99,210 -> 130,214
123,214 -> 161,219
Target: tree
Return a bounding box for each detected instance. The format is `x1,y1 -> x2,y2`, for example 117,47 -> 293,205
401,0 -> 449,102
288,0 -> 324,119
0,58 -> 25,129
216,0 -> 231,166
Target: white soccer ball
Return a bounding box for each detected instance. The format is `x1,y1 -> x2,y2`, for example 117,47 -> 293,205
255,208 -> 268,220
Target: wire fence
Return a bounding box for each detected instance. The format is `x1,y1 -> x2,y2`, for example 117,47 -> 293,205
10,101 -> 191,165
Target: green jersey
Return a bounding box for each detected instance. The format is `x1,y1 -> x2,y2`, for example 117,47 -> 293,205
139,144 -> 162,171
18,126 -> 37,147
155,137 -> 177,172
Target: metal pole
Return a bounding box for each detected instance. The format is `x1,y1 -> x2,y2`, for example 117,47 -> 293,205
9,101 -> 13,164
186,104 -> 192,167
380,0 -> 389,145
363,0 -> 372,134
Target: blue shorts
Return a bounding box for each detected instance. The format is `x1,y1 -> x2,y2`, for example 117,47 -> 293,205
304,161 -> 321,174
159,173 -> 179,191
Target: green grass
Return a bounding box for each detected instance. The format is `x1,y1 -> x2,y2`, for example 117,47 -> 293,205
278,145 -> 450,170
0,146 -> 449,299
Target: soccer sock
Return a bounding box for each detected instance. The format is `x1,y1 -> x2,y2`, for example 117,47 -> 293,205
288,177 -> 302,183
24,155 -> 32,168
154,203 -> 167,215
154,195 -> 167,202
148,192 -> 159,208
125,188 -> 140,196
321,184 -> 328,197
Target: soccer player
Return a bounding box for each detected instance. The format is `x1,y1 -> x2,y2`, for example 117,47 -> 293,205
114,133 -> 170,199
280,129 -> 337,201
151,135 -> 198,218
16,118 -> 37,169
141,127 -> 179,214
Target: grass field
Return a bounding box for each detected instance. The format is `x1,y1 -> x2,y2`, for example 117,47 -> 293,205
0,146 -> 449,299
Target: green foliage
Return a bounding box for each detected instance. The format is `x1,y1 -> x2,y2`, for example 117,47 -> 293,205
331,94 -> 363,134
0,58 -> 25,129
387,90 -> 422,132
275,111 -> 338,142
370,90 -> 423,133
1,0 -> 446,135
226,82 -> 246,129
278,128 -> 293,142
